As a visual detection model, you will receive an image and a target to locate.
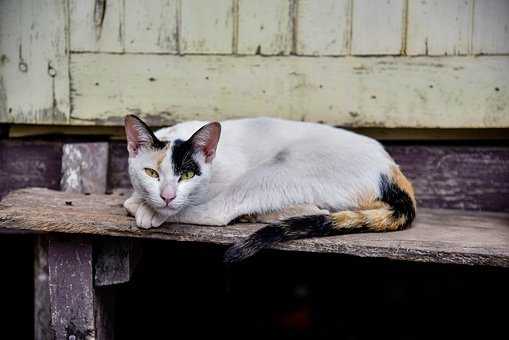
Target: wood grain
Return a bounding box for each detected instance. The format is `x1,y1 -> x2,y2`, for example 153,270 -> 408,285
296,0 -> 351,56
69,54 -> 509,128
472,0 -> 509,54
69,0 -> 125,52
180,0 -> 234,54
407,0 -> 473,56
48,236 -> 95,340
61,143 -> 109,194
351,0 -> 405,55
0,140 -> 63,199
237,0 -> 292,55
0,0 -> 69,124
1,188 -> 508,267
124,0 -> 178,53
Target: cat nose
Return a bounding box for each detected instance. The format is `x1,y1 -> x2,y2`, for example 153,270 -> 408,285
160,188 -> 176,205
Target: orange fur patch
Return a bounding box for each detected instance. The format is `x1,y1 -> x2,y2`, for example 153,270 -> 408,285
153,146 -> 169,171
331,166 -> 415,233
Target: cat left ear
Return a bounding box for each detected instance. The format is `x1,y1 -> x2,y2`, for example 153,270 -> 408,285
189,122 -> 221,163
124,115 -> 163,156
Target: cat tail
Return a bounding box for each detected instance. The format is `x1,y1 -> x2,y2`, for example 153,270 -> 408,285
223,167 -> 416,264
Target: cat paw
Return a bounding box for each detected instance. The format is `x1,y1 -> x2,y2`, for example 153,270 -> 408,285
135,203 -> 167,229
124,195 -> 142,217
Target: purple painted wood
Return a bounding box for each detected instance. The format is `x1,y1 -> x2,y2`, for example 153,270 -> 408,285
108,141 -> 509,212
0,140 -> 62,199
108,141 -> 131,190
388,144 -> 509,212
48,236 -> 95,340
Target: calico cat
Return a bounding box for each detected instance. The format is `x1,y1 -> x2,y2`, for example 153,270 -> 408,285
124,115 -> 416,263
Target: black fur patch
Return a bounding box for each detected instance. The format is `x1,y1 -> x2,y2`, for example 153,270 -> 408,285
379,174 -> 416,229
171,139 -> 202,176
223,214 -> 332,264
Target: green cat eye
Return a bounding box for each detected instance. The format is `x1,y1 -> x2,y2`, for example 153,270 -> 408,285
180,170 -> 195,181
144,168 -> 159,179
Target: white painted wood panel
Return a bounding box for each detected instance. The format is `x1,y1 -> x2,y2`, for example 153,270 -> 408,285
472,0 -> 509,54
0,0 -> 69,124
407,0 -> 473,56
351,0 -> 405,55
296,0 -> 351,56
70,54 -> 509,128
69,0 -> 124,52
124,0 -> 178,53
238,0 -> 291,55
180,0 -> 234,54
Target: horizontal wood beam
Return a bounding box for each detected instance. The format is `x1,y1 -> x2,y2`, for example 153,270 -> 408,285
6,124 -> 509,141
68,54 -> 509,128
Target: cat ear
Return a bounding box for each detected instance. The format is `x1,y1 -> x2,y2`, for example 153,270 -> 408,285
124,115 -> 162,156
189,122 -> 221,163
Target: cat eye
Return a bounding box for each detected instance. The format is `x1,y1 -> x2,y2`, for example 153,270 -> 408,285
144,168 -> 159,180
180,170 -> 195,181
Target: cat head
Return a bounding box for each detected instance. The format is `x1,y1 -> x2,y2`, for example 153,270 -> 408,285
124,115 -> 221,215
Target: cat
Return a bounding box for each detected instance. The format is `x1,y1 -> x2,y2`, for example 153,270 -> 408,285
123,115 -> 416,263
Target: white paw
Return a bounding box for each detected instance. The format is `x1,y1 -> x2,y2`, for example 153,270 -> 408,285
135,203 -> 167,229
124,195 -> 142,216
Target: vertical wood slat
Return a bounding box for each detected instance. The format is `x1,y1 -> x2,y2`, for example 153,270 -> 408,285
0,0 -> 69,124
407,0 -> 473,56
124,0 -> 178,53
296,0 -> 352,56
472,0 -> 509,54
60,143 -> 109,194
34,236 -> 52,340
351,0 -> 405,55
69,0 -> 125,52
180,0 -> 234,54
237,0 -> 291,55
48,237 -> 96,340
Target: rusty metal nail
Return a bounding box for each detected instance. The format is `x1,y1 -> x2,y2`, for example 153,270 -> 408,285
19,62 -> 28,72
48,66 -> 57,77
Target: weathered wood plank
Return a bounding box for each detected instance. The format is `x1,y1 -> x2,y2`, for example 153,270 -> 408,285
94,238 -> 136,286
387,144 -> 509,213
34,236 -> 51,340
472,0 -> 509,54
180,0 -> 234,54
351,0 -> 405,55
1,188 -> 509,267
407,0 -> 473,56
296,0 -> 351,56
124,0 -> 178,53
69,54 -> 509,127
237,0 -> 292,55
0,0 -> 69,124
48,236 -> 95,340
61,143 -> 109,194
0,140 -> 63,199
69,0 -> 125,52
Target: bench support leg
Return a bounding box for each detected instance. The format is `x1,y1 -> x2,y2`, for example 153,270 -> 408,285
47,236 -> 117,340
34,236 -> 52,340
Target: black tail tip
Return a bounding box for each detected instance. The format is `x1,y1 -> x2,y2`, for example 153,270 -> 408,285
223,239 -> 264,264
223,244 -> 248,264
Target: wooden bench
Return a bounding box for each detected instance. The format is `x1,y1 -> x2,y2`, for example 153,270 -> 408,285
0,187 -> 508,339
